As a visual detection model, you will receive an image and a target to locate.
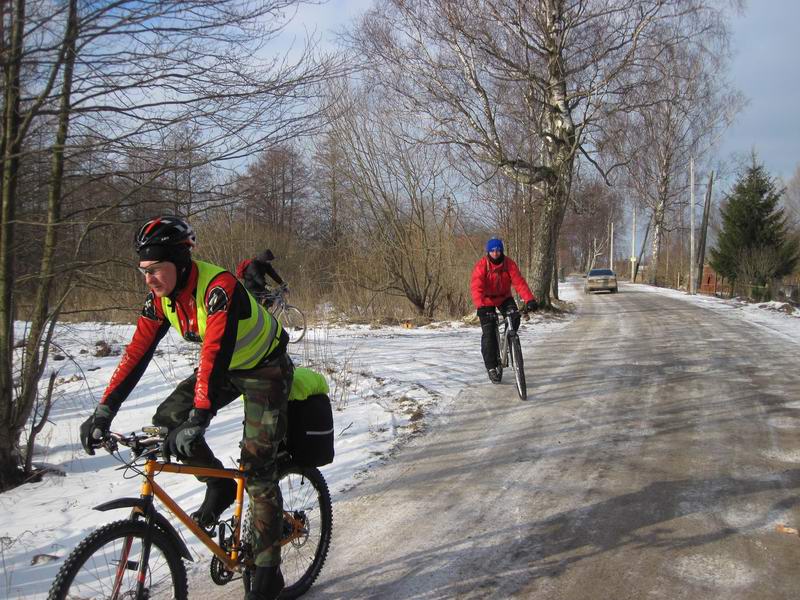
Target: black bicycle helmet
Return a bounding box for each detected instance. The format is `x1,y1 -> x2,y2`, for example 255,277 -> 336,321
136,217 -> 197,259
136,216 -> 196,252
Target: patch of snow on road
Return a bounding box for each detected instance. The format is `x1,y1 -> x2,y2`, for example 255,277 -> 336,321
672,554 -> 757,588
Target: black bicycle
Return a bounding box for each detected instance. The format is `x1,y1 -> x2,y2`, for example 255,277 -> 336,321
491,305 -> 529,400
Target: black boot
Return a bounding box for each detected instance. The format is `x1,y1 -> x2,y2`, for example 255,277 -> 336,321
191,478 -> 236,528
245,566 -> 284,600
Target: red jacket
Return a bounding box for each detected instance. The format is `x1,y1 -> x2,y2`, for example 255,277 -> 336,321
470,256 -> 535,308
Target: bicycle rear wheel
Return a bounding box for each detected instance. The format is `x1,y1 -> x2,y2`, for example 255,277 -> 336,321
510,336 -> 527,400
47,519 -> 188,600
243,464 -> 332,598
279,305 -> 307,344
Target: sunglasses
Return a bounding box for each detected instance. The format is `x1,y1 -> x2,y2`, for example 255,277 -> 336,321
137,261 -> 167,276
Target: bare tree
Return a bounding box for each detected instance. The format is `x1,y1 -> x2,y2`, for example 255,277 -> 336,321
736,246 -> 782,301
610,28 -> 741,286
330,86 -> 463,317
351,0 -> 733,305
561,176 -> 625,274
0,0 -> 339,488
784,164 -> 800,229
234,143 -> 312,237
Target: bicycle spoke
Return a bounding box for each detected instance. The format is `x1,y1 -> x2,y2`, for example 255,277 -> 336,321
48,520 -> 187,600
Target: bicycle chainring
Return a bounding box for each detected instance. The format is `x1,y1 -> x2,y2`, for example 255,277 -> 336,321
210,556 -> 235,585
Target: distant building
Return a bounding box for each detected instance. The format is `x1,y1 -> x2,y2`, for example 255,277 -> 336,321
699,264 -> 723,296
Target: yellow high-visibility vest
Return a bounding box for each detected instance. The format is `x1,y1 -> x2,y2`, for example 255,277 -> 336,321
161,260 -> 281,370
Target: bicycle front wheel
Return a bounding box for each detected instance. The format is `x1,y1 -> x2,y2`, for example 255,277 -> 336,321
510,336 -> 527,400
279,305 -> 307,344
243,464 -> 332,599
48,519 -> 188,600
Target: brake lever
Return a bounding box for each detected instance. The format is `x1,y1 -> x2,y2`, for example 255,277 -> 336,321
102,436 -> 119,454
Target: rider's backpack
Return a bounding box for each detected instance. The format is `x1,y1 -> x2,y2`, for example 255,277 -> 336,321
235,258 -> 252,280
287,393 -> 335,467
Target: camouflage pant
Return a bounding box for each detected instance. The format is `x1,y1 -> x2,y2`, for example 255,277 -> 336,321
152,352 -> 293,567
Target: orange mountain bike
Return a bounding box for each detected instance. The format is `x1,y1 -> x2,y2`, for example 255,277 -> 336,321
47,428 -> 332,600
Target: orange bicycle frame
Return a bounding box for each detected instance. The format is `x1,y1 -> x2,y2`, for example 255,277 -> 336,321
136,459 -> 306,572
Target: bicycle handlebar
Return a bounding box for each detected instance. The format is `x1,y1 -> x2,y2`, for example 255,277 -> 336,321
256,287 -> 287,305
494,304 -> 532,323
104,427 -> 167,457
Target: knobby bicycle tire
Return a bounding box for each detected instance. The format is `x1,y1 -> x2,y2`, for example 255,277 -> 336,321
243,464 -> 332,598
47,519 -> 188,600
278,305 -> 307,344
510,335 -> 527,400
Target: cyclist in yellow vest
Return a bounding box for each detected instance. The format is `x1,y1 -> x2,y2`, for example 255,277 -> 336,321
79,216 -> 291,599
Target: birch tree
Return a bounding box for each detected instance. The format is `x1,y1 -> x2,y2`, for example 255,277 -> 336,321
352,0 -> 733,305
611,39 -> 740,286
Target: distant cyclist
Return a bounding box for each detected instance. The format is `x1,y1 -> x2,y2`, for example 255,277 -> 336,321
470,238 -> 538,383
237,249 -> 288,308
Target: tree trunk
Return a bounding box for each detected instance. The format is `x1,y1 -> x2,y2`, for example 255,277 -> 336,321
634,216 -> 652,282
650,201 -> 666,286
550,249 -> 559,301
0,0 -> 27,490
529,172 -> 572,306
16,0 -> 77,455
531,2 -> 576,307
1,0 -> 78,487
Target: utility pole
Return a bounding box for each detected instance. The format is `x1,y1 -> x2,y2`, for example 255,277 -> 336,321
689,157 -> 696,294
610,222 -> 614,270
631,205 -> 636,282
695,171 -> 715,294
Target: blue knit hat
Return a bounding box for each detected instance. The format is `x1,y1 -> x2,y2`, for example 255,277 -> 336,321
486,238 -> 504,253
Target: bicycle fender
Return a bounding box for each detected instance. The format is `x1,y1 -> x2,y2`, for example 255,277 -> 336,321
93,497 -> 193,562
93,497 -> 144,513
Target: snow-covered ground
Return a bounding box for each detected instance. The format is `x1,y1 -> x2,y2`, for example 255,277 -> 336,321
2,280 -> 799,599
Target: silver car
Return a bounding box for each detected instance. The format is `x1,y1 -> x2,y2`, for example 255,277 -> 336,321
584,268 -> 618,294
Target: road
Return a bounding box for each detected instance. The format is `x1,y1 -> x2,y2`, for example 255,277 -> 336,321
197,281 -> 800,599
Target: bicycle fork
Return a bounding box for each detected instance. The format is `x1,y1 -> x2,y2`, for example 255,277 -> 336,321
115,473 -> 159,600
104,497 -> 156,599
496,323 -> 510,368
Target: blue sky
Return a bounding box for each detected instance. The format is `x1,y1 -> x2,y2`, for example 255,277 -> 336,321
716,0 -> 800,183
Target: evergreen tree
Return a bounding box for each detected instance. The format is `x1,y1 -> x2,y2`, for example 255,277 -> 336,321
710,159 -> 799,298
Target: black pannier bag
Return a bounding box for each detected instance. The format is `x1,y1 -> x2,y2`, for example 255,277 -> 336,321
287,393 -> 334,467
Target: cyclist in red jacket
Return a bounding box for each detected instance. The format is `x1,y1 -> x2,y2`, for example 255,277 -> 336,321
470,238 -> 538,383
